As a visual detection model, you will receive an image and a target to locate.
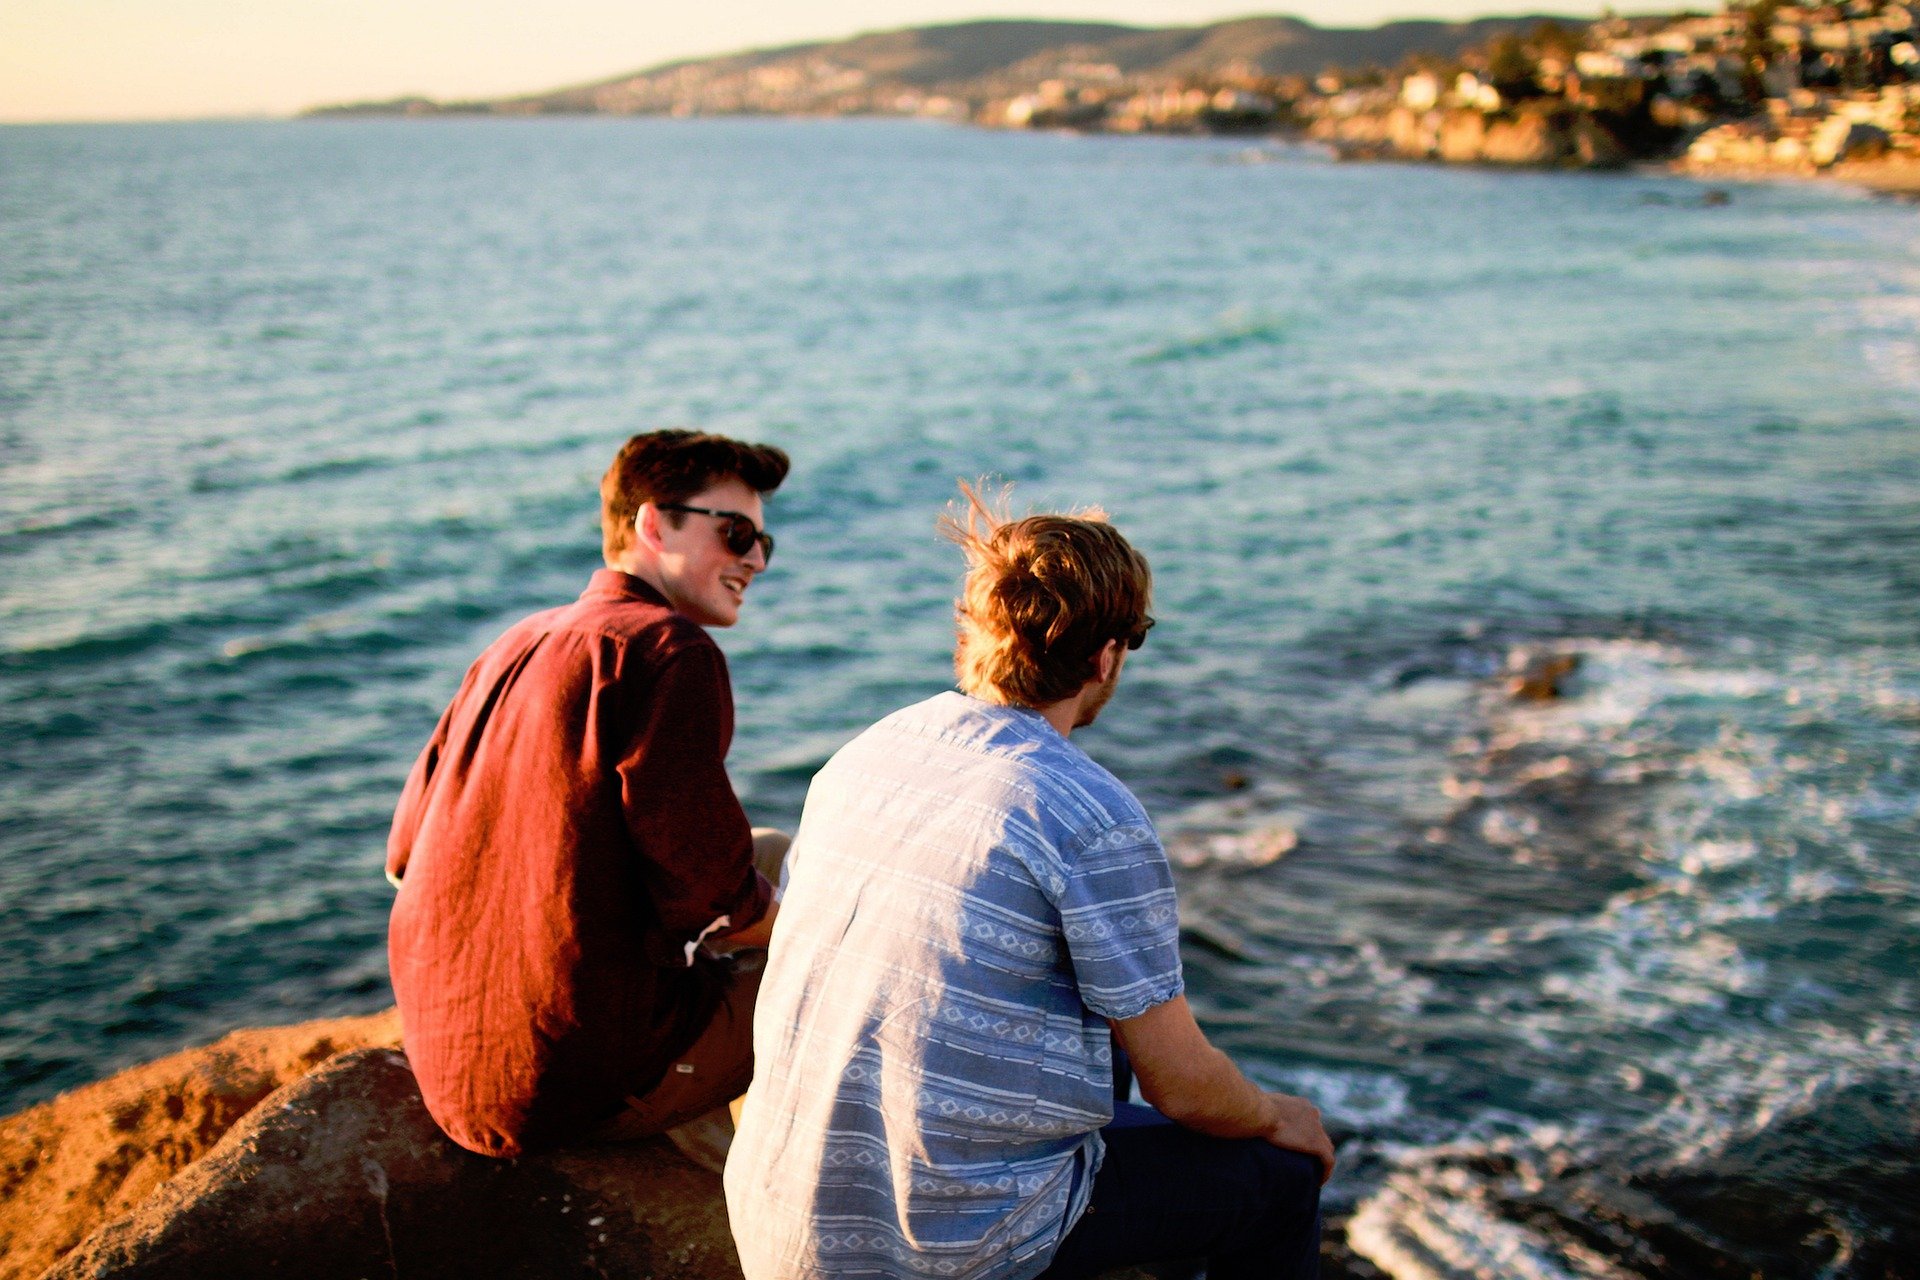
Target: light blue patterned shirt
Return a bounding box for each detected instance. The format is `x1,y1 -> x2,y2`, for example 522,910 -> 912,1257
726,692 -> 1185,1280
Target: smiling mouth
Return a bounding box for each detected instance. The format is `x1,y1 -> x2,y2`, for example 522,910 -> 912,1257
721,573 -> 750,599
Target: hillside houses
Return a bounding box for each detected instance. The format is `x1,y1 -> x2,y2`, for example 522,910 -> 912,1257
970,0 -> 1920,177
1290,1 -> 1920,175
309,3 -> 1920,182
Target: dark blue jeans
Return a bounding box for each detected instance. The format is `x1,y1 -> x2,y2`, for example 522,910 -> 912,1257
1035,1103 -> 1323,1280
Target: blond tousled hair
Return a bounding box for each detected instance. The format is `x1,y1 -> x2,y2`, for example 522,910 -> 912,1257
938,481 -> 1153,708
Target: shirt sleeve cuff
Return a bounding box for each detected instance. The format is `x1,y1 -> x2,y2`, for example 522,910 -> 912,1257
1085,977 -> 1186,1023
683,914 -> 733,966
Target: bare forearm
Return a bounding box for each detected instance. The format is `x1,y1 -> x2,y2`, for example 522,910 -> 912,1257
1144,1041 -> 1274,1138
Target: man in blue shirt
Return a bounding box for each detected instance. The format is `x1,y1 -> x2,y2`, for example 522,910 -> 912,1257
727,485 -> 1332,1280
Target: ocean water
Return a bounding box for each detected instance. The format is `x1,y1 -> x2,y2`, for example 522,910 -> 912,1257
2,118 -> 1916,1276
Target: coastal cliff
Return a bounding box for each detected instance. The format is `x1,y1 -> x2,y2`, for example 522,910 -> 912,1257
1309,100 -> 1641,167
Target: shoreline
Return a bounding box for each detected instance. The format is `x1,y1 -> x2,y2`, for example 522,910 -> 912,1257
1670,154 -> 1920,198
1309,133 -> 1920,200
19,108 -> 1920,202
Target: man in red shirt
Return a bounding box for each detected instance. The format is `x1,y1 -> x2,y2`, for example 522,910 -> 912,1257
386,429 -> 789,1159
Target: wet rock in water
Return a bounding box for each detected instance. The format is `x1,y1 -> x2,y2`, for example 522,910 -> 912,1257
1634,1077 -> 1920,1276
0,1009 -> 401,1280
1505,649 -> 1582,701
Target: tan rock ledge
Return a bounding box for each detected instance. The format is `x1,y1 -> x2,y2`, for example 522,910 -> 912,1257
4,1015 -> 1166,1280
0,1010 -> 402,1279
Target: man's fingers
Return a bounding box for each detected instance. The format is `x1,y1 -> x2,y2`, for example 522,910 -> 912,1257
1287,1126 -> 1335,1184
1264,1092 -> 1336,1184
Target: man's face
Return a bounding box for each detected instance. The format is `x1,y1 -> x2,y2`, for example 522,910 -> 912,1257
649,476 -> 768,628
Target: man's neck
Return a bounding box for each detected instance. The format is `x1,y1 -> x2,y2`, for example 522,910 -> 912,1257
1038,700 -> 1078,739
1031,652 -> 1121,738
610,557 -> 672,608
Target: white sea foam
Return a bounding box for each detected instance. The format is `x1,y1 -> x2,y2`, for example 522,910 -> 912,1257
1638,1017 -> 1920,1167
1855,274 -> 1920,393
1244,1062 -> 1412,1129
1339,637 -> 1920,1276
1164,822 -> 1299,869
1349,1173 -> 1637,1280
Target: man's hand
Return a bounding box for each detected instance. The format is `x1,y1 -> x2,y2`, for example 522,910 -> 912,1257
1262,1091 -> 1335,1184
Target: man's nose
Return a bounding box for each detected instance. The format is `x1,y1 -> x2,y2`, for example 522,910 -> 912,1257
743,539 -> 768,572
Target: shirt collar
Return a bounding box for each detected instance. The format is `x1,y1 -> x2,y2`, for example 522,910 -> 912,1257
582,568 -> 671,608
950,690 -> 1070,743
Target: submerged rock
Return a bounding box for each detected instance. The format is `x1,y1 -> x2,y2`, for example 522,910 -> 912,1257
1505,650 -> 1582,701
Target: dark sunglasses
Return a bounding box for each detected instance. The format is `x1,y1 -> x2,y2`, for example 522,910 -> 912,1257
657,503 -> 775,564
1125,615 -> 1155,651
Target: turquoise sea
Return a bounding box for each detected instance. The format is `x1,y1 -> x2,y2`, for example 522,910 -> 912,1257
2,118 -> 1916,1276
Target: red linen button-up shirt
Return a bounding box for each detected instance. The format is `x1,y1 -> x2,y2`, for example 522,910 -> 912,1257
386,569 -> 772,1157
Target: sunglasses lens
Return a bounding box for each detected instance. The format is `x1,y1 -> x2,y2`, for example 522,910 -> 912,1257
723,517 -> 773,563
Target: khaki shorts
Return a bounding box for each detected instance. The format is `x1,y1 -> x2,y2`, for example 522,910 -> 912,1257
596,950 -> 766,1139
592,827 -> 787,1141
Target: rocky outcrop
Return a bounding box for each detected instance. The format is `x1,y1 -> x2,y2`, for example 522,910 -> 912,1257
8,1023 -> 1172,1280
39,1047 -> 744,1280
0,1010 -> 400,1279
1318,104 -> 1638,170
1811,118 -> 1892,168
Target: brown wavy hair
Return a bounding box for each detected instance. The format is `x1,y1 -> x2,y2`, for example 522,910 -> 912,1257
601,429 -> 789,562
939,481 -> 1152,707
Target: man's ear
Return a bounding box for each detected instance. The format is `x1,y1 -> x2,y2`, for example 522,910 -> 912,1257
1094,639 -> 1124,684
632,502 -> 664,553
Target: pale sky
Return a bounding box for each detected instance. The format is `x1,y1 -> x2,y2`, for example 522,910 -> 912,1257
2,0 -> 1683,123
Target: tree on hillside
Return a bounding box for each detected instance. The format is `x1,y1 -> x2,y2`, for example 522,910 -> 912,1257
1527,20 -> 1586,62
1486,34 -> 1543,99
1737,0 -> 1787,60
1397,49 -> 1465,83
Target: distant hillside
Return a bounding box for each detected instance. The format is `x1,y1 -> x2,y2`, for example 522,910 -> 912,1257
307,13 -> 1592,118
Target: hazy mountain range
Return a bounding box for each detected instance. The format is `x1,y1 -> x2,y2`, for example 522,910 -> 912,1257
309,13 -> 1589,117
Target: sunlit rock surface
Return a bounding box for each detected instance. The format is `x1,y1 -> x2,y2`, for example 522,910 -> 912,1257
10,1027 -> 1180,1280
37,1046 -> 745,1280
0,1010 -> 401,1280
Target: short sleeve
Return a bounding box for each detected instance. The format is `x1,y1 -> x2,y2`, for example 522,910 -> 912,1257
1056,818 -> 1184,1020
